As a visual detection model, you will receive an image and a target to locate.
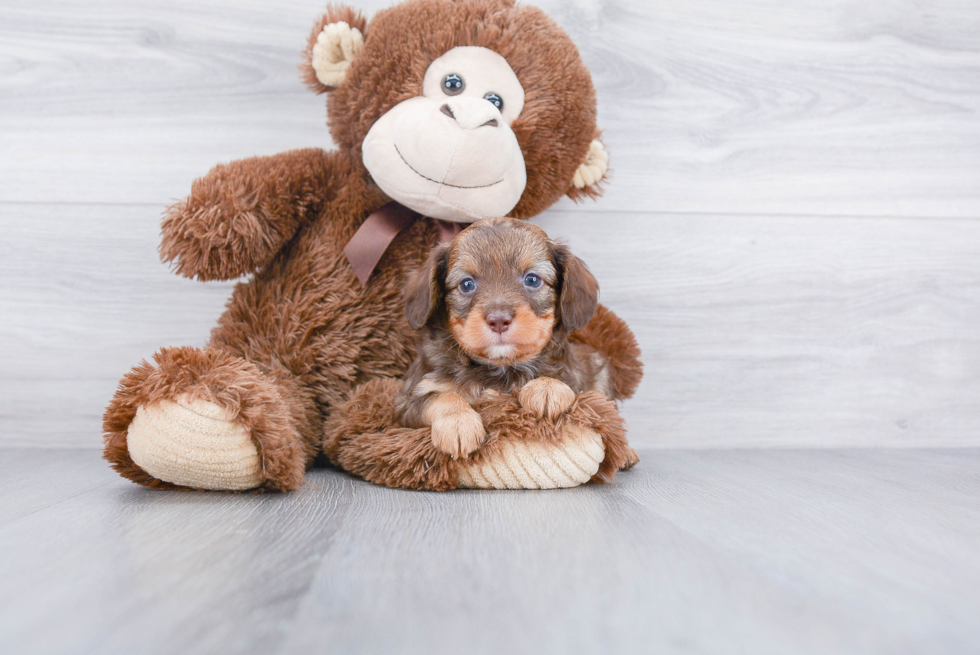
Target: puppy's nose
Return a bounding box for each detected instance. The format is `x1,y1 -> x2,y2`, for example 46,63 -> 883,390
486,312 -> 513,334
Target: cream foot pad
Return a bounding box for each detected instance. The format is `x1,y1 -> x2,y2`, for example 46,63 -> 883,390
127,395 -> 263,491
456,424 -> 604,489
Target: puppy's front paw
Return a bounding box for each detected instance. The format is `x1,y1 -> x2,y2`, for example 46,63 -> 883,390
428,394 -> 486,459
518,377 -> 576,419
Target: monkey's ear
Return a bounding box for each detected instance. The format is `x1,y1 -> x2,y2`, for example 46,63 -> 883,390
550,243 -> 599,333
404,244 -> 450,330
567,137 -> 609,201
300,6 -> 368,93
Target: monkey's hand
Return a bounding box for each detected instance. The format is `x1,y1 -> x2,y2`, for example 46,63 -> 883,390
161,148 -> 336,281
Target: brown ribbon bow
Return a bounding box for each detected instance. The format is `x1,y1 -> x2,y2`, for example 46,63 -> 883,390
343,202 -> 468,286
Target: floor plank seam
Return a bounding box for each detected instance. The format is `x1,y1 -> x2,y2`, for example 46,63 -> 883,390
2,200 -> 978,223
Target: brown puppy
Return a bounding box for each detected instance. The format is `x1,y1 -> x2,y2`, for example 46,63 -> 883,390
395,217 -> 612,458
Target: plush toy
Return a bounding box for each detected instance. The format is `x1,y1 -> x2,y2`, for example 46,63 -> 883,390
102,0 -> 642,492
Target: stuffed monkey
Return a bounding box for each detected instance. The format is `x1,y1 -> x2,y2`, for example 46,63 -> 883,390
103,0 -> 642,492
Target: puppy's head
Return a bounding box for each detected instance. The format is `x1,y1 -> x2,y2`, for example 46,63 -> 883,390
404,217 -> 599,366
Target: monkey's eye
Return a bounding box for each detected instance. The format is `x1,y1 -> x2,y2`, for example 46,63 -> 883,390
442,74 -> 465,95
523,273 -> 542,289
484,92 -> 504,110
459,277 -> 476,294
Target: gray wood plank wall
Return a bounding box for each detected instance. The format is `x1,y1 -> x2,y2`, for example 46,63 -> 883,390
2,0 -> 978,449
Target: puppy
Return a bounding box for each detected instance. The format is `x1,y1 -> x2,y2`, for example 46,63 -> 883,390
395,217 -> 613,458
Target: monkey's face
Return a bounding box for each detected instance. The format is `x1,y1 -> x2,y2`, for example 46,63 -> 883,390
302,1 -> 609,223
362,47 -> 528,223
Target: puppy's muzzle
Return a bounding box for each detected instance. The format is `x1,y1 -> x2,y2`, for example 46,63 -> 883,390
485,311 -> 513,334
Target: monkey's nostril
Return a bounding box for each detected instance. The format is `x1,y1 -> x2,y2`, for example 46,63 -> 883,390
486,312 -> 513,334
440,104 -> 456,120
481,118 -> 499,128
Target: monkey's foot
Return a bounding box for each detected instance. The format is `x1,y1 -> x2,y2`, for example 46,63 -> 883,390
456,423 -> 604,489
104,346 -> 311,492
127,394 -> 263,491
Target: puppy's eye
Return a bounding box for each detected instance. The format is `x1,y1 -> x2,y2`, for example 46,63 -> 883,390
458,277 -> 476,294
523,273 -> 542,289
484,92 -> 503,110
443,74 -> 465,96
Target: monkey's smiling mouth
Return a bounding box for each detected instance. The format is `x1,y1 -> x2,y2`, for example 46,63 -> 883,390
394,144 -> 503,190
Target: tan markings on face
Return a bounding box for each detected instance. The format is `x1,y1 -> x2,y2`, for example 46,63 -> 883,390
449,312 -> 484,358
443,218 -> 563,364
508,306 -> 555,359
451,306 -> 554,365
525,258 -> 557,286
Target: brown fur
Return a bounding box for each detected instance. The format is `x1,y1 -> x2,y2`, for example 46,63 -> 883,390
394,218 -> 622,459
103,0 -> 642,491
324,378 -> 635,490
569,304 -> 643,401
318,0 -> 603,216
397,218 -> 609,396
425,391 -> 486,458
518,376 -> 576,419
301,5 -> 370,94
103,347 -> 315,491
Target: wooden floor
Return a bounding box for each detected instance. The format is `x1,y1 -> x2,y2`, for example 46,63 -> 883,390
1,447 -> 978,655
2,0 -> 980,652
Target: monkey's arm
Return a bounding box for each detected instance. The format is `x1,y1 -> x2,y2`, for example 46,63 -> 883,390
569,304 -> 643,401
160,148 -> 341,281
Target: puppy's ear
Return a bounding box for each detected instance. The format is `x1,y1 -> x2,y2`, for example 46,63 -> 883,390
550,243 -> 599,333
404,244 -> 450,330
